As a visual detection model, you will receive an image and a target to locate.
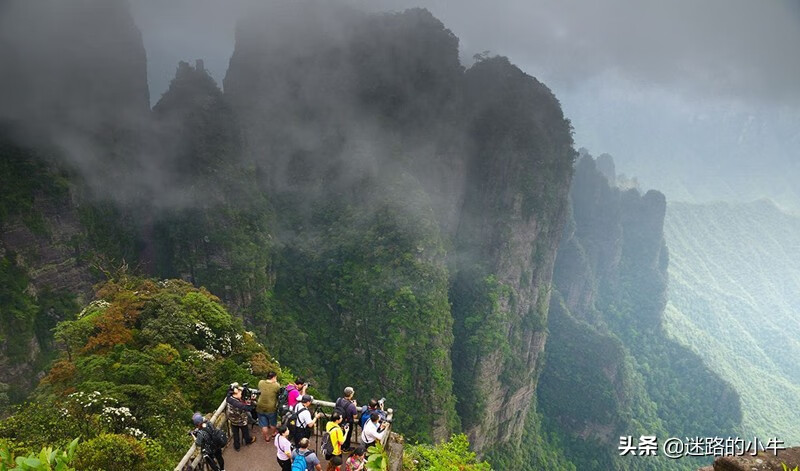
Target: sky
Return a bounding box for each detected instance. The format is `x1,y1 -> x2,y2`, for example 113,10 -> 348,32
132,0 -> 800,209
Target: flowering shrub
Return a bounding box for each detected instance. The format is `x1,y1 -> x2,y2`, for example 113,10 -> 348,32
0,276 -> 283,465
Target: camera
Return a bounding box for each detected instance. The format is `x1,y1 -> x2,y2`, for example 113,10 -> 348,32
241,382 -> 262,402
378,397 -> 386,408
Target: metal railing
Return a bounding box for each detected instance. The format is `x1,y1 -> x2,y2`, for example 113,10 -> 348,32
175,397 -> 397,471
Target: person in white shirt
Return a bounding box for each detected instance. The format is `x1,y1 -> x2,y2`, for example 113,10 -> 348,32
274,425 -> 293,471
360,412 -> 389,449
293,394 -> 322,445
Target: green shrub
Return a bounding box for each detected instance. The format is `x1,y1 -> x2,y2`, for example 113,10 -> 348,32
74,434 -> 147,471
0,438 -> 79,471
403,434 -> 491,471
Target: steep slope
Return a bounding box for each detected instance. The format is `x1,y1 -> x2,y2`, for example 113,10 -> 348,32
534,154 -> 742,471
0,0 -> 579,457
0,0 -> 150,195
0,0 -> 150,407
664,200 -> 800,443
223,3 -> 576,447
450,56 -> 575,451
149,60 -> 273,310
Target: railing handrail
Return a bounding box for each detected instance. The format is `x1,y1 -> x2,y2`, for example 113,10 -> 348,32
175,395 -> 396,470
174,397 -> 228,471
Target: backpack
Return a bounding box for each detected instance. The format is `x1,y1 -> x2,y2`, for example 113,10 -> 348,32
282,405 -> 308,429
209,423 -> 228,448
321,425 -> 338,457
277,386 -> 289,415
292,450 -> 311,471
199,423 -> 227,452
359,407 -> 386,428
333,398 -> 349,420
359,406 -> 370,428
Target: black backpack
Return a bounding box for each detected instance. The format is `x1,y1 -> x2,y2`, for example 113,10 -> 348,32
333,398 -> 348,420
277,387 -> 290,416
199,423 -> 227,452
209,423 -> 228,448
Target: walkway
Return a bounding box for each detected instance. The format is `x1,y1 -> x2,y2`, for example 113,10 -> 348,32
222,429 -> 282,471
176,398 -> 394,471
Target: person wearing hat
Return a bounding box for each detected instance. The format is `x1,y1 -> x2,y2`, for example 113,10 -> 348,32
334,387 -> 358,452
292,394 -> 323,446
226,383 -> 257,451
192,412 -> 225,471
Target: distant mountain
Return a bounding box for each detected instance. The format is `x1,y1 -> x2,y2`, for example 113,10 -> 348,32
665,200 -> 800,443
531,155 -> 741,471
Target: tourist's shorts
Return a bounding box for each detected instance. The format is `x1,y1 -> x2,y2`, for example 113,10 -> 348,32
258,412 -> 278,427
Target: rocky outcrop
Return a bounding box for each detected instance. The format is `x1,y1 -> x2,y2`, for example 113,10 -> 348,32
451,56 -> 575,451
1,1 -> 578,454
701,448 -> 800,471
0,0 -> 150,408
149,60 -> 272,310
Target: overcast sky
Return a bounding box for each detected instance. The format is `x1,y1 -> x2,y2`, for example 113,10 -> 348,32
132,0 -> 800,208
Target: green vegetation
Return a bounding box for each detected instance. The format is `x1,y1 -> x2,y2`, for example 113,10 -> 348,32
664,200 -> 800,443
0,438 -> 78,471
269,174 -> 459,442
482,402 -> 576,471
0,255 -> 38,362
0,275 -> 281,467
0,254 -> 78,405
0,133 -> 69,232
404,435 -> 491,471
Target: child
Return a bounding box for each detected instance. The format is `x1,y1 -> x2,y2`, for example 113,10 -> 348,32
345,446 -> 366,471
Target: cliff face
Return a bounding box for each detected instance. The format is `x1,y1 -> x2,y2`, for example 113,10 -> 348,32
224,4 -> 576,446
536,154 -> 742,471
0,1 -> 579,453
149,61 -> 272,310
0,0 -> 149,406
450,57 -> 575,450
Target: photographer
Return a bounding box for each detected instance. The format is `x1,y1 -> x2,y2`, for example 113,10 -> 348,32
226,383 -> 257,451
359,412 -> 389,450
334,387 -> 358,452
192,412 -> 224,471
292,394 -> 323,446
358,398 -> 386,428
287,377 -> 309,408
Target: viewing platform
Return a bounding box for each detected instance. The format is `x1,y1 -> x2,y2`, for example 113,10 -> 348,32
175,397 -> 402,471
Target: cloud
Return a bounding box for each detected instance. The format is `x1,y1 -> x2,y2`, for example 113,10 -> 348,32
366,0 -> 800,103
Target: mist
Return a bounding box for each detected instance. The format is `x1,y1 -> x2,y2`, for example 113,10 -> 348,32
2,0 -> 799,208
130,0 -> 800,208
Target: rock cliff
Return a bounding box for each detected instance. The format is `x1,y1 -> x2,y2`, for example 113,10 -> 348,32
0,1 -> 578,456
451,56 -> 575,451
0,0 -> 149,406
699,447 -> 800,471
536,153 -> 742,470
